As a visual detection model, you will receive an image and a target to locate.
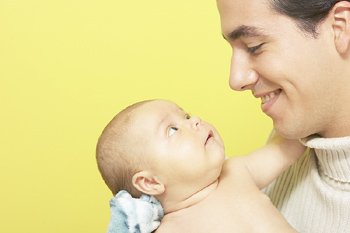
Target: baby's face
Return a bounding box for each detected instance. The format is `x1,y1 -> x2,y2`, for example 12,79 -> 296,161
129,100 -> 226,192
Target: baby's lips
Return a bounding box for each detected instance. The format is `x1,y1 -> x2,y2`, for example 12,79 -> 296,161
205,130 -> 214,145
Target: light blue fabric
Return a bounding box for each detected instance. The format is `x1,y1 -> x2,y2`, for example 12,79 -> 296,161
107,190 -> 164,233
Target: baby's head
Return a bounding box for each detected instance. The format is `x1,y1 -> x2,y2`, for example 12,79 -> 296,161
96,99 -> 225,200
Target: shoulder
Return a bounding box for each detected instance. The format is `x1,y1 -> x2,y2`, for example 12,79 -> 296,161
220,156 -> 252,185
222,156 -> 248,174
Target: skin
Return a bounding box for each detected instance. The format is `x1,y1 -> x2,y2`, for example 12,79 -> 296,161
123,99 -> 304,232
128,99 -> 226,213
216,0 -> 350,139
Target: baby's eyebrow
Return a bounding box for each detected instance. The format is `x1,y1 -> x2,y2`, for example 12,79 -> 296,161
223,25 -> 268,41
178,107 -> 189,116
158,114 -> 169,127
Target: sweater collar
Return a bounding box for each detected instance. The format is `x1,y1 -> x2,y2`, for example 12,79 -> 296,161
301,135 -> 350,184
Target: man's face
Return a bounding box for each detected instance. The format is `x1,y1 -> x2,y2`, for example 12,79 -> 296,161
130,100 -> 225,194
217,0 -> 341,138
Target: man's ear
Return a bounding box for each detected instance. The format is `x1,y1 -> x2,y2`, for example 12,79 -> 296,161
332,1 -> 350,54
132,171 -> 165,196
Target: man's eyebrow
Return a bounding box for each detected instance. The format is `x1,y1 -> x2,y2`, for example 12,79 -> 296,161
223,25 -> 267,41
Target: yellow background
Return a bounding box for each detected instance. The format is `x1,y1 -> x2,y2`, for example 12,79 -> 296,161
0,0 -> 271,232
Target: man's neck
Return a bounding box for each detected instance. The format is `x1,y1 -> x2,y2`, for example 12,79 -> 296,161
161,180 -> 219,215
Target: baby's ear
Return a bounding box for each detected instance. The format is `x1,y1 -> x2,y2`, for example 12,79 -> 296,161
132,171 -> 165,196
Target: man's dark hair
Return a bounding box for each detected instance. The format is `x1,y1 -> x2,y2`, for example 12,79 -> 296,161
269,0 -> 348,37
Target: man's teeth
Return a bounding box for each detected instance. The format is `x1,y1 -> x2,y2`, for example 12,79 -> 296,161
261,91 -> 278,104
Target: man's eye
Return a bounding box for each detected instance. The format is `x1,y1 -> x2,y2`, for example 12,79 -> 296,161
247,43 -> 264,55
168,126 -> 178,137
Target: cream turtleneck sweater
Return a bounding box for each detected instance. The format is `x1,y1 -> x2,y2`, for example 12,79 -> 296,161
265,136 -> 350,233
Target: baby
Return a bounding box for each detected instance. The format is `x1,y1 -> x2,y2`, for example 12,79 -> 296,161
96,99 -> 305,233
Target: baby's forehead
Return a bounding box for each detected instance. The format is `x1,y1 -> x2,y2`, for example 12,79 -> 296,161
130,100 -> 182,127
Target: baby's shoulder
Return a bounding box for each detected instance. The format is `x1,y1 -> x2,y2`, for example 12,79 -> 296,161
222,156 -> 247,174
219,156 -> 252,185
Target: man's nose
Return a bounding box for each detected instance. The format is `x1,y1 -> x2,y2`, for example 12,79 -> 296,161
229,49 -> 258,91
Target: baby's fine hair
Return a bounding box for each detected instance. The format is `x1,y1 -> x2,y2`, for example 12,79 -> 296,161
96,100 -> 153,197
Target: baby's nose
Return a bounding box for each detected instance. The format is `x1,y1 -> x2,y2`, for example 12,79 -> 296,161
190,116 -> 201,129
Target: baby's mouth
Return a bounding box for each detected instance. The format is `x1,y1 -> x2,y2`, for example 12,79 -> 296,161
205,130 -> 214,145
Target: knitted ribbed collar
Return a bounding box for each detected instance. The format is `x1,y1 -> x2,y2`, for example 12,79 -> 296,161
301,135 -> 350,187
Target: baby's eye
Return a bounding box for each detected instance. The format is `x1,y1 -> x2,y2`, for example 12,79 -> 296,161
185,113 -> 191,119
168,126 -> 178,137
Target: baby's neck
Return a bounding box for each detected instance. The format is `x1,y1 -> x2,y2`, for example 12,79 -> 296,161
162,179 -> 219,215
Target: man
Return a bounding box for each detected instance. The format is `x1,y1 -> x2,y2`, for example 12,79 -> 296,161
216,0 -> 350,232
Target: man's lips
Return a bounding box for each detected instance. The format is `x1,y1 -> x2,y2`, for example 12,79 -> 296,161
205,130 -> 214,145
254,89 -> 282,113
254,89 -> 282,104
